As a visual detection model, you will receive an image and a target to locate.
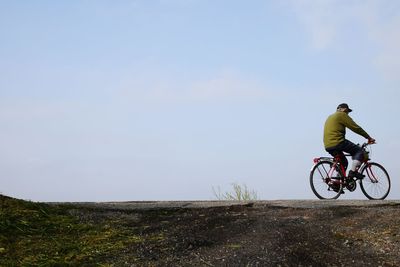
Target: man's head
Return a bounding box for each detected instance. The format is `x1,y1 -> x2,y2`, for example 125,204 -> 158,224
337,103 -> 352,113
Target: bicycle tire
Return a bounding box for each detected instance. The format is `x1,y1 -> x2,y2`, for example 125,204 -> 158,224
360,162 -> 391,200
310,160 -> 343,199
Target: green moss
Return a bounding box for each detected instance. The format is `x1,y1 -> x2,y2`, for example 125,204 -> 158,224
0,194 -> 143,266
226,244 -> 242,249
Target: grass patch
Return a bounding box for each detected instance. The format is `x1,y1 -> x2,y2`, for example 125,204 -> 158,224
212,183 -> 258,201
0,194 -> 143,266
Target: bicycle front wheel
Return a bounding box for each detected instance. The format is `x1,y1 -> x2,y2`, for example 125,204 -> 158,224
310,160 -> 343,200
360,162 -> 391,200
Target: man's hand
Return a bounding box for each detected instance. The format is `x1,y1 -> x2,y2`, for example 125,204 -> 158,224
368,138 -> 376,144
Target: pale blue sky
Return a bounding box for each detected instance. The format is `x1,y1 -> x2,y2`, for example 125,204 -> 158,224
1,0 -> 399,201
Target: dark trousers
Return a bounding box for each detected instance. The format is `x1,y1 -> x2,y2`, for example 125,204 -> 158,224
325,140 -> 364,170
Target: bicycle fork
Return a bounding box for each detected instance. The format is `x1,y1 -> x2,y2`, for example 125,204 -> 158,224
365,164 -> 379,183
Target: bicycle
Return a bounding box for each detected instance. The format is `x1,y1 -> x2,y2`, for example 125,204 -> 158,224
310,143 -> 391,200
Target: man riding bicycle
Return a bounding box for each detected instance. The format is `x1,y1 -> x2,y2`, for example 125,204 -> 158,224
323,103 -> 376,180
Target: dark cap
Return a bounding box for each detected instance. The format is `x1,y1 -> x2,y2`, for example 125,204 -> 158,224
337,103 -> 352,112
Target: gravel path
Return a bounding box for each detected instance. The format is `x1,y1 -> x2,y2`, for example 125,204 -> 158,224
51,199 -> 400,210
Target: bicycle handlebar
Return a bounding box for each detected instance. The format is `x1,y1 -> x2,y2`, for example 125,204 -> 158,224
362,141 -> 376,148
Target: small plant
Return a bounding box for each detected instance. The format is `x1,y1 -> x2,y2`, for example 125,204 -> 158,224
212,183 -> 258,201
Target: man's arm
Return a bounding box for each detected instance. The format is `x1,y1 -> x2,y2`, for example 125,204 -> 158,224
342,114 -> 371,139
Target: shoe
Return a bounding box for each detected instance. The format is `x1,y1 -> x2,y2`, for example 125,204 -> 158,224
348,170 -> 365,180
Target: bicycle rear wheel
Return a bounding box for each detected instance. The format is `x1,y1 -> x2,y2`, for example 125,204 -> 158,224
360,162 -> 391,200
310,160 -> 343,199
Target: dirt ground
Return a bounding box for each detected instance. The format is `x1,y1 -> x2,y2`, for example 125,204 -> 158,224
67,201 -> 400,266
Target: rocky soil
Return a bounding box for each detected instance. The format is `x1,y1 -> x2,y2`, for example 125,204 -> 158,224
2,196 -> 400,266
69,200 -> 400,266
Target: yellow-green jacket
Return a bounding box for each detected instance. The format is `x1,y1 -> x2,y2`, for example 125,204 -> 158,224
323,111 -> 370,149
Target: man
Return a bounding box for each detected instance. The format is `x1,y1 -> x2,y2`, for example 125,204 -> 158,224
323,103 -> 376,180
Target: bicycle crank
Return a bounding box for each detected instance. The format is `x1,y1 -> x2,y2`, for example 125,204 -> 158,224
346,179 -> 357,192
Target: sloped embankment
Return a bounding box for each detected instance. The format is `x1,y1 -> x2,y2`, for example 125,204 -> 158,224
1,195 -> 400,266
